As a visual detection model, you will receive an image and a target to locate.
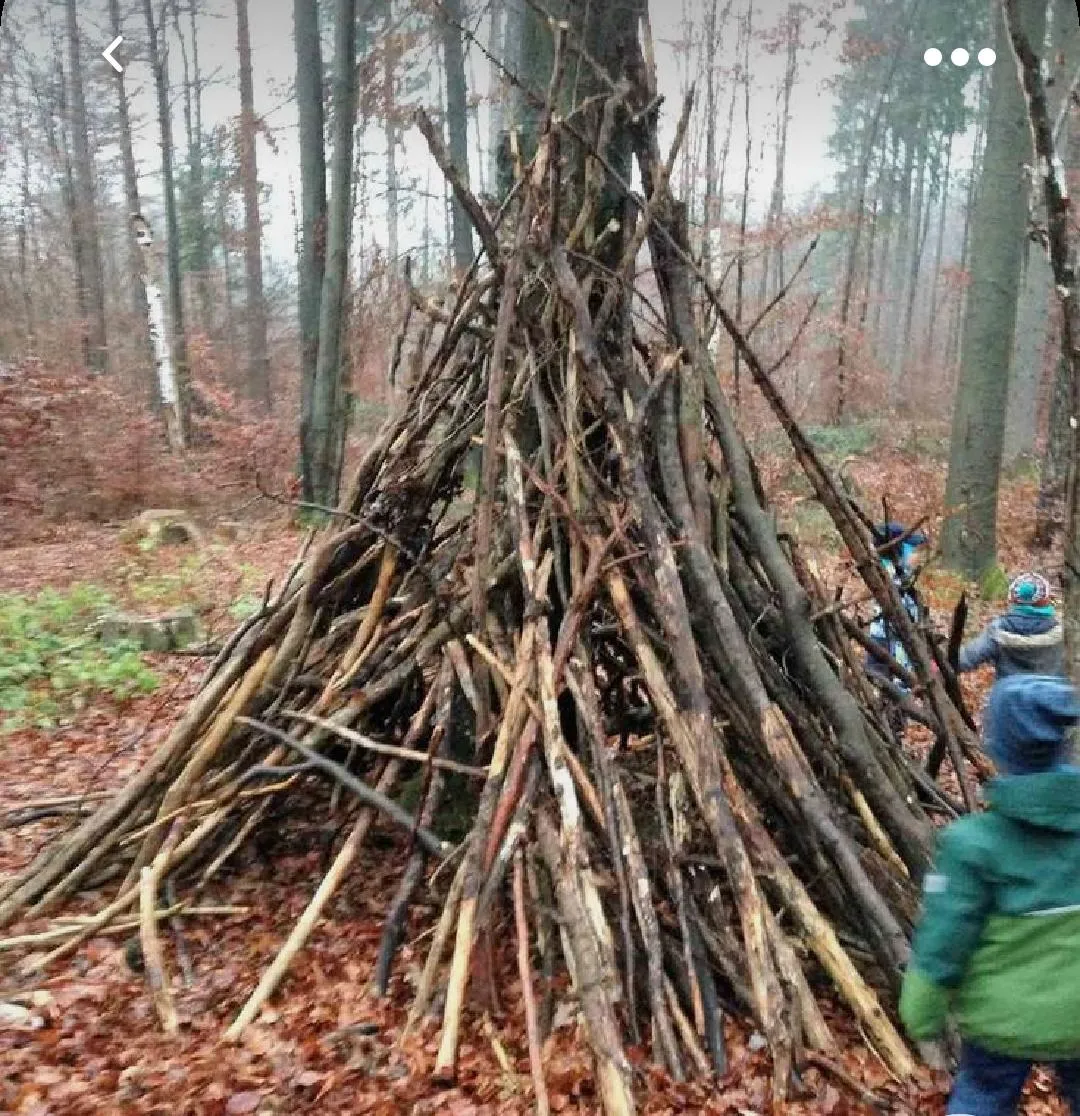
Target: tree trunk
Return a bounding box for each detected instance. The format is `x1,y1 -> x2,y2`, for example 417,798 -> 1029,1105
713,54 -> 740,284
923,132 -> 953,368
384,2 -> 400,280
950,69 -> 989,374
440,0 -> 474,276
891,138 -> 928,397
882,135 -> 915,390
833,7 -> 916,419
216,132 -> 237,366
700,0 -> 730,280
1003,0 -> 1080,683
108,0 -> 152,358
64,0 -> 109,373
485,0 -> 505,193
871,134 -> 901,356
942,0 -> 1047,578
733,0 -> 753,408
142,0 -> 192,444
40,57 -> 83,356
236,0 -> 271,410
1032,0 -> 1080,540
296,0 -> 328,504
14,82 -> 34,346
1006,0 -> 1077,468
169,0 -> 213,332
310,0 -> 359,507
134,216 -> 187,452
761,7 -> 800,305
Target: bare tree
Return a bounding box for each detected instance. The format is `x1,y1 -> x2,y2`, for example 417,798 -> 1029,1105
733,0 -> 753,406
64,0 -> 108,373
383,0 -> 400,279
236,0 -> 270,410
169,0 -> 213,330
759,3 -> 803,305
310,0 -> 359,505
700,0 -> 734,280
441,0 -> 473,275
295,0 -> 328,501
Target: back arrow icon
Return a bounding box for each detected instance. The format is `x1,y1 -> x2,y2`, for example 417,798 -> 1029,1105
103,35 -> 123,73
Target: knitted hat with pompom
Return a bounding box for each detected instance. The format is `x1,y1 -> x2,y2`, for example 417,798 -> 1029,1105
1008,573 -> 1054,616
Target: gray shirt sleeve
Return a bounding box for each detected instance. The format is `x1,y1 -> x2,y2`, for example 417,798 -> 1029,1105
957,623 -> 998,673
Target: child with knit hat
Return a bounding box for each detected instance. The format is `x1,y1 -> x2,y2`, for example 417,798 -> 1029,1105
957,573 -> 1063,679
901,674 -> 1080,1114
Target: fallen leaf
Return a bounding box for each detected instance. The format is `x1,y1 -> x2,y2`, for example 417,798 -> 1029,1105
226,1090 -> 264,1114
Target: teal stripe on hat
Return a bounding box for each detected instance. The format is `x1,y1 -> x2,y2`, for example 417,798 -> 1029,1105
1013,604 -> 1055,618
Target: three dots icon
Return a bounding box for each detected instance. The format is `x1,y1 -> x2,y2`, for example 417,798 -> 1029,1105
924,47 -> 997,66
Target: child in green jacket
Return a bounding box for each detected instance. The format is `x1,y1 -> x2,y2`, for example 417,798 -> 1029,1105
900,673 -> 1080,1115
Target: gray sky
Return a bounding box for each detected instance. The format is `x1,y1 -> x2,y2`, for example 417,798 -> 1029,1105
1,0 -> 992,271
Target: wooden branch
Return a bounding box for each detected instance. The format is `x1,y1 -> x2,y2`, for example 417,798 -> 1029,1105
414,108 -> 500,268
513,847 -> 550,1116
612,776 -> 684,1079
537,808 -> 636,1116
283,710 -> 487,776
236,717 -> 450,857
224,760 -> 400,1041
139,819 -> 183,1035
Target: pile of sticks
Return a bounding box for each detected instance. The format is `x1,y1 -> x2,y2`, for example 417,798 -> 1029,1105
0,36 -> 979,1114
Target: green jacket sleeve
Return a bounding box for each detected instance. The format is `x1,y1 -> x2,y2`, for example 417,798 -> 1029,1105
900,821 -> 992,1040
899,967 -> 952,1040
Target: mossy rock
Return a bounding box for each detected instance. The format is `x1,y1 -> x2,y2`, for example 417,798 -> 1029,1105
96,609 -> 200,652
803,423 -> 879,460
119,509 -> 204,550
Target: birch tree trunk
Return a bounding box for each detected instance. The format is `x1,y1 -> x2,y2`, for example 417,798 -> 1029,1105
1004,0 -> 1080,680
107,0 -> 152,357
1005,0 -> 1075,466
133,216 -> 186,452
142,0 -> 191,443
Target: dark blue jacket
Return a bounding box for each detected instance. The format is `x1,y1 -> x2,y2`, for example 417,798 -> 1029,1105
958,610 -> 1064,678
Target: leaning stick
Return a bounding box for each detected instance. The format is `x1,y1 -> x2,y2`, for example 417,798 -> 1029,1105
402,853 -> 468,1039
125,646 -> 276,890
139,820 -> 183,1034
284,710 -> 488,776
0,907 -> 249,951
224,760 -> 401,1041
513,847 -> 549,1116
27,806 -> 230,973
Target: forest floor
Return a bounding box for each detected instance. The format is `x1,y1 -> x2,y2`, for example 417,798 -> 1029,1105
0,442 -> 1069,1115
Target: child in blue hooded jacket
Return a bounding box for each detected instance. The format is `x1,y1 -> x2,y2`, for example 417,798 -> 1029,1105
900,673 -> 1080,1115
957,573 -> 1063,679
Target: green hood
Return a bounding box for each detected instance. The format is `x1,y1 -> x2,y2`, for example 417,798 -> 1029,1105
987,769 -> 1080,833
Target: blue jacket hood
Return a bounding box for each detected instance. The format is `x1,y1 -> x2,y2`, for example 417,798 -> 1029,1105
985,675 -> 1080,774
999,609 -> 1059,636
